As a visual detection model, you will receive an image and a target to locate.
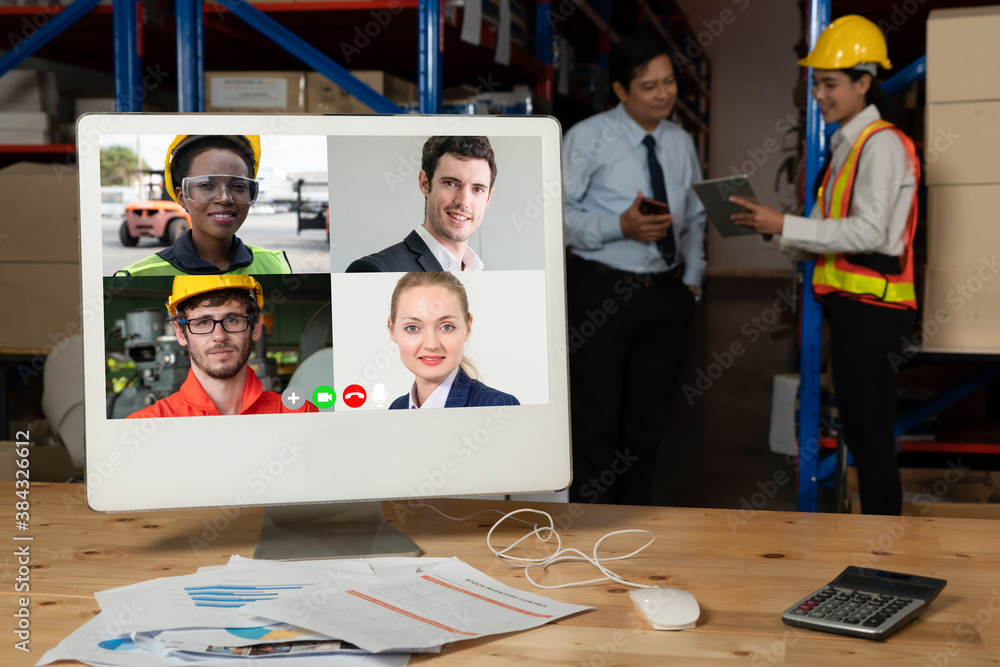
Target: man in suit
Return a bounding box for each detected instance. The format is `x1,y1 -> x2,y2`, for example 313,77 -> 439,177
347,136 -> 496,272
388,367 -> 520,409
563,34 -> 706,505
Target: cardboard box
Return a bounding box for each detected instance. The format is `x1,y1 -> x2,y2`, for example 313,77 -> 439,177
926,185 -> 1000,266
0,129 -> 47,144
0,162 -> 79,264
205,71 -> 305,113
74,97 -> 116,116
925,101 -> 1000,186
0,441 -> 80,483
306,71 -> 417,114
0,70 -> 58,115
921,263 -> 1000,353
0,262 -> 81,353
72,97 -> 169,121
927,6 -> 1000,103
0,111 -> 51,144
848,467 -> 1000,518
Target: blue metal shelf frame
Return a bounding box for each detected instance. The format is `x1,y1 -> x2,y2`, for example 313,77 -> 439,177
0,0 -> 407,115
817,365 -> 1000,482
214,0 -> 404,115
113,0 -> 143,112
176,0 -> 203,112
418,0 -> 441,114
595,0 -> 610,70
535,2 -> 552,65
0,0 -> 144,113
797,0 -> 830,512
0,0 -> 104,82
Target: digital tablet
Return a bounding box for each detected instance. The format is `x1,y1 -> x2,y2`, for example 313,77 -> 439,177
692,175 -> 760,237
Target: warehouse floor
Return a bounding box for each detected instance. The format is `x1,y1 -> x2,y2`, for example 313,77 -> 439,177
653,277 -> 801,511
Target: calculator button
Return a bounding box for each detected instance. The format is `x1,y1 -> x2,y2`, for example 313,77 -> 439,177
863,617 -> 885,627
844,618 -> 861,624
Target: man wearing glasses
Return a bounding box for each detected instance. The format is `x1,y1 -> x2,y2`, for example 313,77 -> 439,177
128,275 -> 318,418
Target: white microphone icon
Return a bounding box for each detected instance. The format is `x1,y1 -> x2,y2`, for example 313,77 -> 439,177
373,383 -> 388,407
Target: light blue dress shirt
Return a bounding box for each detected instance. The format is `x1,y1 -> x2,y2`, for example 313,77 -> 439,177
563,103 -> 707,285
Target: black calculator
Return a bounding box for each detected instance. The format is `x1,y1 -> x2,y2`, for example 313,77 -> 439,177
781,566 -> 947,640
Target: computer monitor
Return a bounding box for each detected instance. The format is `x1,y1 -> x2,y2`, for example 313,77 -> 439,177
77,113 -> 571,559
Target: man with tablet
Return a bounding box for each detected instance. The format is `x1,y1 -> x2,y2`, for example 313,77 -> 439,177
347,136 -> 496,272
562,34 -> 707,505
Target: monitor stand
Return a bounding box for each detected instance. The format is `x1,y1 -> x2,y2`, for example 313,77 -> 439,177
254,501 -> 421,561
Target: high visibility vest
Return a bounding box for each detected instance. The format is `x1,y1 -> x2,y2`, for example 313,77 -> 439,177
812,120 -> 919,310
116,245 -> 292,277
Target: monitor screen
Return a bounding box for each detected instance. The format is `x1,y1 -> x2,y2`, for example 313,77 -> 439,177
78,114 -> 570,526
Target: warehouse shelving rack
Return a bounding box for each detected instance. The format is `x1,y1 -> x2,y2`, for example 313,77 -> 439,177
0,1 -> 711,172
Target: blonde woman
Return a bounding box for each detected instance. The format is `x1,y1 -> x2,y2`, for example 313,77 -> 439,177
387,272 -> 519,409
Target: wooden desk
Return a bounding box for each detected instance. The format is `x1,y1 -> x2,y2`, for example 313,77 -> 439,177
3,482 -> 998,666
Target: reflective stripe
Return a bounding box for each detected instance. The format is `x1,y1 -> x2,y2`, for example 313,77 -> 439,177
819,121 -> 893,219
116,245 -> 291,276
813,120 -> 919,310
816,254 -> 916,303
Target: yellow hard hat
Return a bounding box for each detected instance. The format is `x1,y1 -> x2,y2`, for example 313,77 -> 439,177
164,135 -> 261,203
798,15 -> 892,71
167,275 -> 264,317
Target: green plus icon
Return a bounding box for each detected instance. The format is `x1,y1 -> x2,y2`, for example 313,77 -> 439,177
312,385 -> 336,410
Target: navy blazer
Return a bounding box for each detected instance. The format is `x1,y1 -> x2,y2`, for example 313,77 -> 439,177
346,230 -> 444,273
389,367 -> 520,409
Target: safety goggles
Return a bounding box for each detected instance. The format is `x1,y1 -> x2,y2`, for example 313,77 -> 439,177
181,174 -> 260,204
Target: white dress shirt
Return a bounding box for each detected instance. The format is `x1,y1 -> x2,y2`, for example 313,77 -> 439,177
777,105 -> 916,256
407,366 -> 460,409
562,102 -> 707,285
415,225 -> 485,271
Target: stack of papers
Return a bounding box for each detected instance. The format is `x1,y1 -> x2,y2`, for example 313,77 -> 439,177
39,556 -> 591,666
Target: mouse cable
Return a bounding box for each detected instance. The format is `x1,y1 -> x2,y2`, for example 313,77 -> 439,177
486,508 -> 656,590
390,503 -> 656,590
387,501 -> 541,529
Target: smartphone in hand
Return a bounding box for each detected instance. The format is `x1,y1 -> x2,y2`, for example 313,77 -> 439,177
639,198 -> 670,215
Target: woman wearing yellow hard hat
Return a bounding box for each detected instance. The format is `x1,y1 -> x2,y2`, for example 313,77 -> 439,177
116,135 -> 292,276
730,15 -> 920,516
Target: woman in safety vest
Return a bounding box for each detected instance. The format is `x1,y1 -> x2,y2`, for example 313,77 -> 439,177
730,15 -> 919,516
116,134 -> 292,276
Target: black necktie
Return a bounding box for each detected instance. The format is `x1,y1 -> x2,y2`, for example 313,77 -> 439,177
642,135 -> 676,265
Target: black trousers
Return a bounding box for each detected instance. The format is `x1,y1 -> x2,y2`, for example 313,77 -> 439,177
567,255 -> 694,505
826,295 -> 916,516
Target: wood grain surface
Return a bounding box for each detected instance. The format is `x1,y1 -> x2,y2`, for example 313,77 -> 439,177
2,482 -> 998,666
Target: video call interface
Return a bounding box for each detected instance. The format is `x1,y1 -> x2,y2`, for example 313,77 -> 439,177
100,133 -> 551,420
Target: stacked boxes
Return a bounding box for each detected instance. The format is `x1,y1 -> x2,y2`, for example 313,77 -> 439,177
923,7 -> 1000,352
204,71 -> 306,113
0,163 -> 81,351
203,70 -> 419,114
0,70 -> 58,144
306,71 -> 417,114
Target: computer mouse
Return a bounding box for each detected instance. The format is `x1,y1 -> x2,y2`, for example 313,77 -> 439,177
629,587 -> 700,630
